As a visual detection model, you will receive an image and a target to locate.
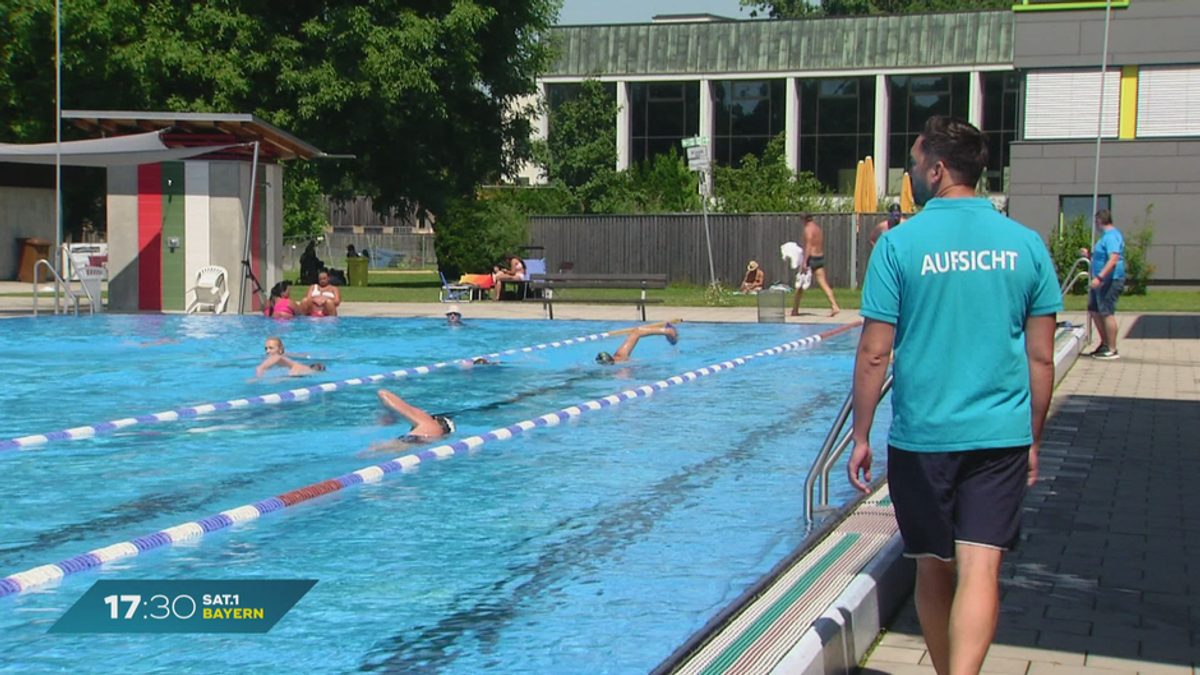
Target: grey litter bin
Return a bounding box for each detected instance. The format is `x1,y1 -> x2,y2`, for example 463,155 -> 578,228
757,290 -> 787,323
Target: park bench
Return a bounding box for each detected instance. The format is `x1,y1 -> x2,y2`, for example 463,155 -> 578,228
527,273 -> 667,321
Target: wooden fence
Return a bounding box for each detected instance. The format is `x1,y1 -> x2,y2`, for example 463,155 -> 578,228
528,213 -> 867,289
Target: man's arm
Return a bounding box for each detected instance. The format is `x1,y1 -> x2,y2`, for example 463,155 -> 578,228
852,319 -> 895,444
1096,252 -> 1120,281
1025,314 -> 1056,463
869,220 -> 887,246
377,390 -> 438,430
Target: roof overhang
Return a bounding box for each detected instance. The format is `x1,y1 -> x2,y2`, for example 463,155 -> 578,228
61,111 -> 327,162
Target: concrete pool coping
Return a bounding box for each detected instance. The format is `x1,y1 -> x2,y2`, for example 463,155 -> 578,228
654,325 -> 1088,675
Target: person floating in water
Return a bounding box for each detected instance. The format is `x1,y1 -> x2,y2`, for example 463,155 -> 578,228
595,324 -> 679,365
254,337 -> 326,378
446,305 -> 464,326
373,389 -> 456,449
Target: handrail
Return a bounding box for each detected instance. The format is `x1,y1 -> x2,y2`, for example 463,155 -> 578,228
59,246 -> 97,315
32,260 -> 79,317
804,374 -> 893,524
1060,256 -> 1091,296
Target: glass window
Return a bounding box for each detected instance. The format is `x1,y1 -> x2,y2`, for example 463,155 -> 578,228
630,81 -> 699,165
888,73 -> 970,170
1060,195 -> 1110,230
547,82 -> 618,145
797,76 -> 876,194
981,72 -> 1021,193
714,79 -> 787,168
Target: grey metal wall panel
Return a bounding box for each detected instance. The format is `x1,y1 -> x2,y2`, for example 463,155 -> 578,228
105,166 -> 139,311
528,213 -> 857,288
1009,138 -> 1200,281
548,11 -> 1013,77
1015,0 -> 1200,69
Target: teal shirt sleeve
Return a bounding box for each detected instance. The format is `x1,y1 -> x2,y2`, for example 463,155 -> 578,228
1030,240 -> 1064,316
861,235 -> 901,324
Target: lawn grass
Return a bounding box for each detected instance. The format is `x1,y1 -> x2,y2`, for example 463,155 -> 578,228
278,270 -> 1199,312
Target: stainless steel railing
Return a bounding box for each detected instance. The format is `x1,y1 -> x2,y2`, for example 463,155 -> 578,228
32,259 -> 80,317
804,374 -> 893,524
1060,256 -> 1091,297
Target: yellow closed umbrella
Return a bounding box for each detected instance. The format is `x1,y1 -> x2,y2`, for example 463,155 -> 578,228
900,172 -> 915,213
862,156 -> 877,213
852,160 -> 866,212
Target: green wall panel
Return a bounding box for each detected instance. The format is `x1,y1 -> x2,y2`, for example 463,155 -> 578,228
160,161 -> 187,311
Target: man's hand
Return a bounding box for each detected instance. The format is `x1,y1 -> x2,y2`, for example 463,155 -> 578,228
1089,276 -> 1102,290
847,441 -> 874,493
1028,443 -> 1039,486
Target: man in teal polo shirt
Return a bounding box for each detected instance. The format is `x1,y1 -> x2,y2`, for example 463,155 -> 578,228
847,116 -> 1061,675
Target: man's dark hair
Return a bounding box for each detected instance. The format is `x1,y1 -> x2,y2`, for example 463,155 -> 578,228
799,212 -> 814,222
919,116 -> 989,188
1096,209 -> 1113,225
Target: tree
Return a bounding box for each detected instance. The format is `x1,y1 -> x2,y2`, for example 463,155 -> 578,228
740,0 -> 1011,18
536,78 -> 621,213
712,136 -> 826,213
1,0 -> 559,222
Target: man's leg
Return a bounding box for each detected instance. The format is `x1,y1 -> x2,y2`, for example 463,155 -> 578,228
815,268 -> 841,316
1088,310 -> 1107,347
1103,314 -> 1119,351
791,287 -> 804,316
915,557 -> 956,675
949,543 -> 1003,675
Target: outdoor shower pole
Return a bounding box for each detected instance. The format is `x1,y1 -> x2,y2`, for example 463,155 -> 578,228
1087,0 -> 1114,345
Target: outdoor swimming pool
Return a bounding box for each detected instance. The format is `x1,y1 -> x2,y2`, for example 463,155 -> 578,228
0,315 -> 890,674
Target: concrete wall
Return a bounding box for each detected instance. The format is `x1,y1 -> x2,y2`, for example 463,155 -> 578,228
1007,139 -> 1200,281
106,167 -> 140,310
1015,0 -> 1200,70
209,162 -> 250,313
0,186 -> 56,281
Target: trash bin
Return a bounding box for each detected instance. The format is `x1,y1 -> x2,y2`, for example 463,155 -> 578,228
757,290 -> 787,323
346,256 -> 369,287
17,238 -> 53,283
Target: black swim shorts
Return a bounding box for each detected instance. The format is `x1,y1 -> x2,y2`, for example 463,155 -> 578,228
1087,277 -> 1125,316
808,255 -> 825,271
887,445 -> 1029,560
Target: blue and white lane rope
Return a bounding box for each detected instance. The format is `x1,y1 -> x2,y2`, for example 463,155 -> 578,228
0,322 -> 678,453
0,321 -> 861,598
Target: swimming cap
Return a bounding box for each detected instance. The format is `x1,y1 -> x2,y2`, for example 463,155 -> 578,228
595,352 -> 615,365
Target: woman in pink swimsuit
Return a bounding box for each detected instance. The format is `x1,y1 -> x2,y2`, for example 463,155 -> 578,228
264,282 -> 299,318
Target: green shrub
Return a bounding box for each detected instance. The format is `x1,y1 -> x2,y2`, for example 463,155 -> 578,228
1124,205 -> 1156,295
1048,215 -> 1092,295
433,198 -> 529,279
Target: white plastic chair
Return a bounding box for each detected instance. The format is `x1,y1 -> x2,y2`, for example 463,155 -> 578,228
79,266 -> 106,313
187,265 -> 231,315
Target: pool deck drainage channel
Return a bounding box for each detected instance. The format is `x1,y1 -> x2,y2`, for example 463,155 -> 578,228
663,325 -> 1088,675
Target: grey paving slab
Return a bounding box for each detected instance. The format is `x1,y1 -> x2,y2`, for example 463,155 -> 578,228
865,314 -> 1200,675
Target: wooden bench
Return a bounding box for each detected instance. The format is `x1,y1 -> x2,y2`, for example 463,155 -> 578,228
528,273 -> 667,320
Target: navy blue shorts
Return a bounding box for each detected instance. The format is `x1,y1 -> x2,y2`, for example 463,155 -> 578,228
888,446 -> 1029,560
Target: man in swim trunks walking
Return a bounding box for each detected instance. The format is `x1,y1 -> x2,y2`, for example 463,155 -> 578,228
791,214 -> 841,317
848,116 -> 1061,675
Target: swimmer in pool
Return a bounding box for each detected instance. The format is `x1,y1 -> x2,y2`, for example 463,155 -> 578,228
373,389 -> 456,449
595,324 -> 679,365
254,337 -> 326,378
446,305 -> 464,326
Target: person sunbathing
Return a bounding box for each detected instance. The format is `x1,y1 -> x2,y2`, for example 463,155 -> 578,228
738,261 -> 765,294
491,254 -> 527,300
299,270 -> 341,316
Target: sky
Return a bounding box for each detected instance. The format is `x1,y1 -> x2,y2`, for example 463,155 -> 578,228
557,0 -> 752,25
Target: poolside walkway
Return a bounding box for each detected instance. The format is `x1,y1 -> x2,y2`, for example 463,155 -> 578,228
863,314 -> 1200,675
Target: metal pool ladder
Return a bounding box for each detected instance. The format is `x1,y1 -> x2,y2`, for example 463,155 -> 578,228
32,246 -> 97,317
804,374 -> 893,524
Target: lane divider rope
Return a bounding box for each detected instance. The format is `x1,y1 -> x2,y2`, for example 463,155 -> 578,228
0,321 -> 861,598
0,321 -> 677,452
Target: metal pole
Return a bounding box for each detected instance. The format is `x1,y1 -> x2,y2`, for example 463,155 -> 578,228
238,142 -> 261,314
701,169 -> 716,287
54,0 -> 63,313
1087,0 -> 1114,345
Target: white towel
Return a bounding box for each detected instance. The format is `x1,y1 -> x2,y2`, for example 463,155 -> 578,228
780,242 -> 804,270
796,269 -> 813,290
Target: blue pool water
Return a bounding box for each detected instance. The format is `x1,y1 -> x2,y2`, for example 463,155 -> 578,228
0,315 -> 890,674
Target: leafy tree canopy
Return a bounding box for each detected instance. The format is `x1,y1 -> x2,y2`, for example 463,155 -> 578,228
1,0 -> 560,217
740,0 -> 1011,19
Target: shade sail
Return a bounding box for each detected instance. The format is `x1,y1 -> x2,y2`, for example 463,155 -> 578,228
0,131 -> 242,167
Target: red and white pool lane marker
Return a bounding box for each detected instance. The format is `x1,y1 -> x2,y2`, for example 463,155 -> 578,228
0,327 -> 657,452
0,321 -> 861,598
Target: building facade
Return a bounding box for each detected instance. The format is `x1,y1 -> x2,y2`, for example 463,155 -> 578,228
529,0 -> 1200,283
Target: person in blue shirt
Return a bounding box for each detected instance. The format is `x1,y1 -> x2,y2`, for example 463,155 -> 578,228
1080,210 -> 1125,360
847,116 -> 1061,675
